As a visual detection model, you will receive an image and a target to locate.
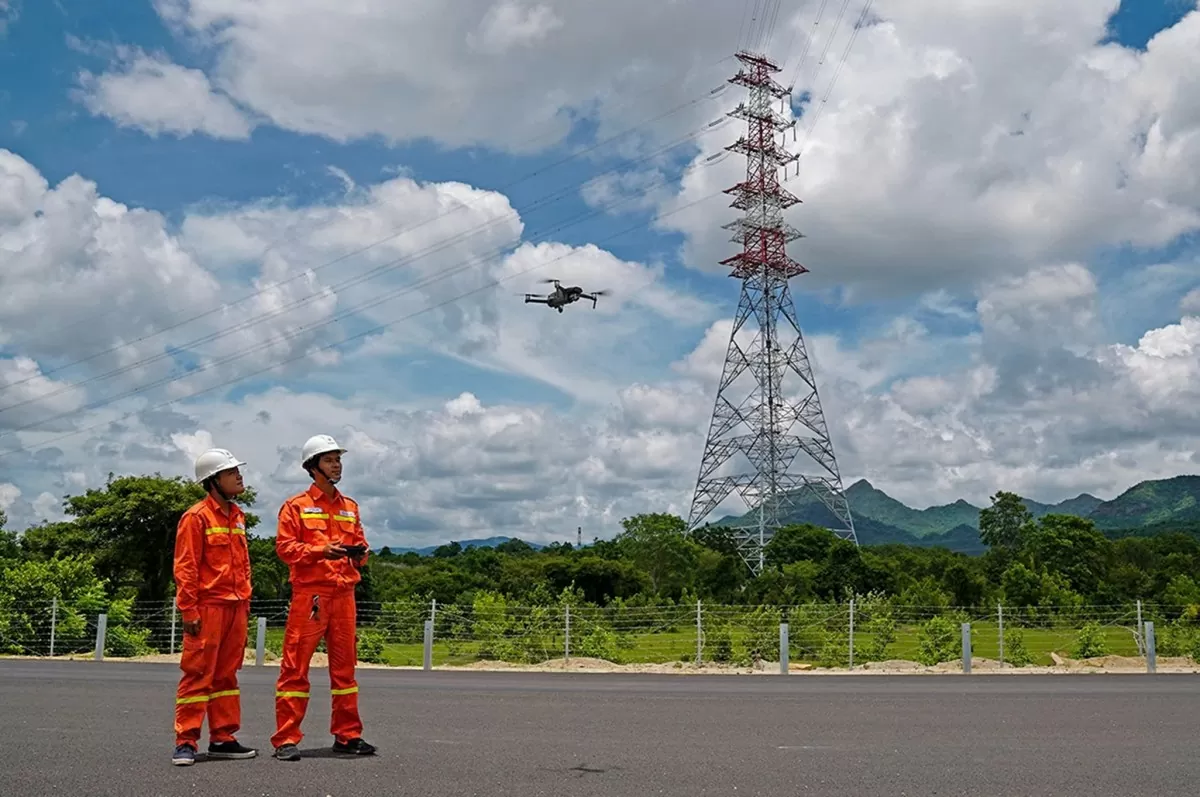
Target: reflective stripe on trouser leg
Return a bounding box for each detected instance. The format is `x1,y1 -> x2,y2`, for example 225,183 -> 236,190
327,590 -> 363,744
207,600 -> 250,744
175,605 -> 222,747
270,592 -> 328,749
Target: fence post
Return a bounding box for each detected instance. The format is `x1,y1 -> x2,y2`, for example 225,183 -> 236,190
1136,600 -> 1144,656
1145,621 -> 1156,673
423,620 -> 433,671
94,613 -> 108,661
430,598 -> 437,628
997,603 -> 1004,668
848,599 -> 855,669
564,605 -> 571,663
49,598 -> 58,658
779,622 -> 789,675
695,600 -> 702,665
255,616 -> 267,666
170,604 -> 178,655
961,622 -> 971,674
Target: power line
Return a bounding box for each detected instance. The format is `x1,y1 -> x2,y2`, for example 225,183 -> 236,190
0,148 -> 734,442
0,188 -> 725,462
0,70 -> 735,398
785,0 -> 875,168
0,116 -> 731,424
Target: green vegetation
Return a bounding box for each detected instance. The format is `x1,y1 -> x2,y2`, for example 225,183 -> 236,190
719,474 -> 1200,548
2,475 -> 1200,668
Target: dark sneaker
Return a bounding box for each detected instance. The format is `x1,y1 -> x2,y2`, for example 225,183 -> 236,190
172,744 -> 197,766
333,737 -> 376,756
273,744 -> 300,761
208,740 -> 257,759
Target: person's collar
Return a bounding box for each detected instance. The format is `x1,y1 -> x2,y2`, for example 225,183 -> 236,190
306,482 -> 339,502
203,492 -> 240,518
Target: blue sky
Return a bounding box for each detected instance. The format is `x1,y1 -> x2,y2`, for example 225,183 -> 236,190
0,0 -> 1198,545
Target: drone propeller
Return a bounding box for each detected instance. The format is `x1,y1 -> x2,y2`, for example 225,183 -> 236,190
537,278 -> 560,284
591,289 -> 611,296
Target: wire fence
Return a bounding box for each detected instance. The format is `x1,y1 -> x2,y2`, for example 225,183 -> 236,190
2,598 -> 1198,672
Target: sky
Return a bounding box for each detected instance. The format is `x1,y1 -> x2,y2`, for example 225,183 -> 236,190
0,0 -> 1198,548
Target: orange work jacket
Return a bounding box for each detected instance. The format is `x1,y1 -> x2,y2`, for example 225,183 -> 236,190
275,483 -> 368,595
173,494 -> 253,622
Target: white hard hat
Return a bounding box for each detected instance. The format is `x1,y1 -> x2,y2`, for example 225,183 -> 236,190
194,448 -> 246,483
302,434 -> 347,466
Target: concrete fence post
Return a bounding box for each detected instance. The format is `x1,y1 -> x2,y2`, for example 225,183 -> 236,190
49,598 -> 58,658
423,620 -> 433,671
848,599 -> 855,669
1145,621 -> 1156,673
94,613 -> 108,661
255,617 -> 267,666
961,622 -> 972,674
564,605 -> 571,663
779,622 -> 789,675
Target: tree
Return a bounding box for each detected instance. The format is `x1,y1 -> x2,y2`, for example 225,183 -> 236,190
979,491 -> 1032,551
615,513 -> 697,597
1021,514 -> 1110,597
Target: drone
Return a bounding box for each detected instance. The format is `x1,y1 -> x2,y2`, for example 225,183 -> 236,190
523,279 -> 609,313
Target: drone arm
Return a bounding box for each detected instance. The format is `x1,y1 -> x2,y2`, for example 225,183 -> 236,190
524,295 -> 550,304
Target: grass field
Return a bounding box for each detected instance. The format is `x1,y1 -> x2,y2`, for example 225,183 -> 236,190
259,619 -> 1143,668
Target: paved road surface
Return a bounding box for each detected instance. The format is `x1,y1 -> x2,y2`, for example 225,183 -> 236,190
2,661 -> 1198,795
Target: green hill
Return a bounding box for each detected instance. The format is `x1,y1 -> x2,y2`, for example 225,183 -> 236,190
711,473 -> 1200,554
1087,475 -> 1200,530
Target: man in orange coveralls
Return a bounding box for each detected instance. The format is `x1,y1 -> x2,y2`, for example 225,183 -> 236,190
271,434 -> 376,761
172,447 -> 258,767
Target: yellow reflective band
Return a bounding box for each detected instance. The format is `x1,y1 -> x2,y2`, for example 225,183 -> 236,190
333,515 -> 355,523
205,527 -> 246,536
210,689 -> 239,700
330,686 -> 358,696
276,690 -> 310,699
176,695 -> 209,705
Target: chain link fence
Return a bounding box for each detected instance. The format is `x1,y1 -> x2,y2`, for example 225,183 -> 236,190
2,597 -> 1196,673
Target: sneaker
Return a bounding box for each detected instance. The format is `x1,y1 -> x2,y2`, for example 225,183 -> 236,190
208,740 -> 258,759
273,744 -> 301,761
172,744 -> 197,766
332,738 -> 376,756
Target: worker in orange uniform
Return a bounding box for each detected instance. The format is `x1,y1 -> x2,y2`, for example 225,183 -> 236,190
270,434 -> 376,761
172,447 -> 258,767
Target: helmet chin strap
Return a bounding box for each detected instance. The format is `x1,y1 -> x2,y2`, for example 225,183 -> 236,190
312,460 -> 340,486
211,474 -> 235,503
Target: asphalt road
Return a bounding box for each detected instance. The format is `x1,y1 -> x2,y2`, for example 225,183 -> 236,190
2,661 -> 1199,796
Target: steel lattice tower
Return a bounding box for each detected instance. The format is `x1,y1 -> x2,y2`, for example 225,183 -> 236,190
687,50 -> 857,575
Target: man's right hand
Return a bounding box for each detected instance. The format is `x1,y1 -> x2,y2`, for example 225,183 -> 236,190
323,542 -> 348,559
183,618 -> 201,637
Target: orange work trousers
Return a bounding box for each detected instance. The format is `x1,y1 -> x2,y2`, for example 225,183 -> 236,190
174,600 -> 250,748
271,589 -> 362,748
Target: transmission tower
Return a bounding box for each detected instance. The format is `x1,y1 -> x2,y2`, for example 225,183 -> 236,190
686,50 -> 857,575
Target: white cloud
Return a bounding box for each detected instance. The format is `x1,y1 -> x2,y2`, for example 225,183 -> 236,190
0,483 -> 19,513
74,50 -> 254,140
98,0 -> 748,151
1183,287 -> 1200,313
657,1 -> 1200,300
0,151 -> 713,541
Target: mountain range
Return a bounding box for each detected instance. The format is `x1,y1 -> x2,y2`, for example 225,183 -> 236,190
378,475 -> 1200,558
713,474 -> 1200,554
